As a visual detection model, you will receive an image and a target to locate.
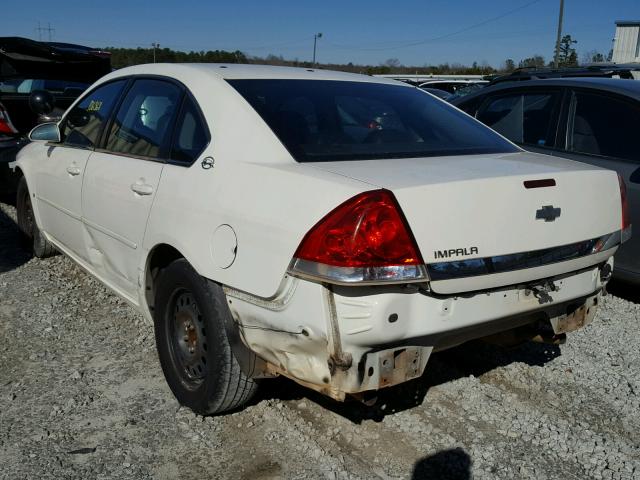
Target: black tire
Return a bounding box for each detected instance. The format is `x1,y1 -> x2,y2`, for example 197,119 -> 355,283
154,259 -> 258,415
16,176 -> 56,258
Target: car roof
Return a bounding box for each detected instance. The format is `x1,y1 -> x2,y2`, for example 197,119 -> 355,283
103,63 -> 408,86
0,36 -> 111,82
453,77 -> 640,105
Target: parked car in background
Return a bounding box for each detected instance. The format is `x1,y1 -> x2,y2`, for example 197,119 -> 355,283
14,64 -> 628,414
0,37 -> 110,196
419,87 -> 454,101
418,79 -> 488,97
487,64 -> 640,86
453,77 -> 638,283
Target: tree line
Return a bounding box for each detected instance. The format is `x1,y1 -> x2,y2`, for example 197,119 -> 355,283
104,34 -> 609,75
105,47 -> 249,68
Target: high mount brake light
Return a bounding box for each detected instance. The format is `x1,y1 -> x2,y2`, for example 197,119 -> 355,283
618,174 -> 631,234
288,190 -> 428,284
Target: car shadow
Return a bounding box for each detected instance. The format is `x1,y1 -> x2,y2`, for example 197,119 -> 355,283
411,447 -> 472,480
607,279 -> 640,304
0,201 -> 32,273
255,339 -> 561,424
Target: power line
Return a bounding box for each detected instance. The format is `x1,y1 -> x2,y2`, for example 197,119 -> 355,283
35,22 -> 55,42
327,0 -> 546,52
52,35 -> 312,54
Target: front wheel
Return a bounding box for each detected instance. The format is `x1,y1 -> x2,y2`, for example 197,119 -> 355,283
16,176 -> 56,258
153,259 -> 257,414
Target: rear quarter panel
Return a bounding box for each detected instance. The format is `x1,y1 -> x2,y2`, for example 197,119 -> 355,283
142,77 -> 370,298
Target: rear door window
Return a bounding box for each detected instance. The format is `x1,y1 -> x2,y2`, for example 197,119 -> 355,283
476,91 -> 561,148
170,96 -> 210,165
61,80 -> 127,148
568,91 -> 640,162
105,79 -> 182,159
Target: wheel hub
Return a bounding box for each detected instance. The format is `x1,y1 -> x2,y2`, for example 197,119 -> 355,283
171,291 -> 207,382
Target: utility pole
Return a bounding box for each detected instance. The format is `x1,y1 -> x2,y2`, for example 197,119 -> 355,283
35,22 -> 55,41
553,0 -> 565,68
151,42 -> 160,63
312,33 -> 322,66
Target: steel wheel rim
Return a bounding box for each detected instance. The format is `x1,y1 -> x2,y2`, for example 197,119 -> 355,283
168,289 -> 208,386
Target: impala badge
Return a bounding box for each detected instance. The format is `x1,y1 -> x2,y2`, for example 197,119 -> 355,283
536,205 -> 561,222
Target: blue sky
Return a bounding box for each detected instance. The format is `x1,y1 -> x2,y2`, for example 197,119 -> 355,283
2,0 -> 638,67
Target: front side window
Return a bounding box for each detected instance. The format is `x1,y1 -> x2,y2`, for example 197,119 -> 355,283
476,91 -> 560,147
569,91 -> 640,162
61,80 -> 126,148
228,80 -> 518,162
106,79 -> 182,159
170,96 -> 210,165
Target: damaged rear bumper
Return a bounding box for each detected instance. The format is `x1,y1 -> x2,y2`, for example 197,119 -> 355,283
223,256 -> 613,401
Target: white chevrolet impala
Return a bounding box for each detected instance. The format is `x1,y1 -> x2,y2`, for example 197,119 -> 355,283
13,64 -> 631,414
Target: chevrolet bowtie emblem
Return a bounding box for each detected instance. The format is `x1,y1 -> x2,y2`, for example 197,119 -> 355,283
536,205 -> 561,222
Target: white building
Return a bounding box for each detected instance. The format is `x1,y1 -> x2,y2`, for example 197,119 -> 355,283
612,20 -> 640,63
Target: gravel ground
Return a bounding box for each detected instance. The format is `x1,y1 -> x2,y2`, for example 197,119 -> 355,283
1,199 -> 639,480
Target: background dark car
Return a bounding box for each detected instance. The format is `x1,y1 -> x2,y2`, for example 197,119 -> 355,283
453,77 -> 640,284
0,37 -> 111,196
419,87 -> 454,101
418,79 -> 488,96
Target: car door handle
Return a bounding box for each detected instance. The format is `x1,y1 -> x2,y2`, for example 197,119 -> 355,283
66,165 -> 81,176
130,183 -> 154,196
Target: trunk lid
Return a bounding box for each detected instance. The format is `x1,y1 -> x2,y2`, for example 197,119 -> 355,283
309,151 -> 621,293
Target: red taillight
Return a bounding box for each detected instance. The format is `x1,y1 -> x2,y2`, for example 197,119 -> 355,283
0,102 -> 18,135
618,174 -> 631,231
290,190 -> 426,284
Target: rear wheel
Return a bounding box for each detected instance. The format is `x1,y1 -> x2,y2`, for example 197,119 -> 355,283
153,259 -> 257,414
16,177 -> 56,258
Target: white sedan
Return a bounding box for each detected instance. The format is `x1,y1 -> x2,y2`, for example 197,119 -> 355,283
13,64 -> 630,414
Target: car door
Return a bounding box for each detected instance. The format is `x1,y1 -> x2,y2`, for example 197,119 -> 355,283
474,87 -> 564,155
81,78 -> 182,298
551,89 -> 640,280
34,79 -> 127,260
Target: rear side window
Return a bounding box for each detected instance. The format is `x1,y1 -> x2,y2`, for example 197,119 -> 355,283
61,80 -> 126,148
228,79 -> 518,162
569,92 -> 640,162
170,96 -> 210,165
106,79 -> 182,159
476,92 -> 560,147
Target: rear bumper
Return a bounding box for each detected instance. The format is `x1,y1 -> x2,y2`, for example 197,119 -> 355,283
226,254 -> 613,400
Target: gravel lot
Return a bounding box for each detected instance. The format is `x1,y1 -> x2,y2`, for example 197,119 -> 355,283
1,199 -> 639,480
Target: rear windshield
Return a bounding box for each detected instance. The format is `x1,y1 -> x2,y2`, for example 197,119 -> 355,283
228,79 -> 518,162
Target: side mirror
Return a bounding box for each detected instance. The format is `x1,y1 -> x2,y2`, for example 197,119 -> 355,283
29,89 -> 55,115
29,122 -> 61,142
